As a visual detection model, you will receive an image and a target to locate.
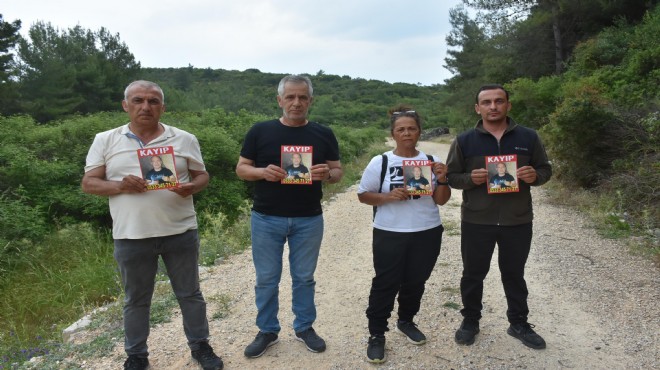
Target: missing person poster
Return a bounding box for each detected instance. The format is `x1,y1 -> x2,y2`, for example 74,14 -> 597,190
403,159 -> 433,196
138,146 -> 179,190
486,154 -> 519,194
281,145 -> 313,185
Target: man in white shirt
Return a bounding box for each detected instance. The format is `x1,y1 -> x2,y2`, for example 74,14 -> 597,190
81,80 -> 223,370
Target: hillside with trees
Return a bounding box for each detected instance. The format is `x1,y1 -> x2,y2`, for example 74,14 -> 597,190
0,0 -> 658,366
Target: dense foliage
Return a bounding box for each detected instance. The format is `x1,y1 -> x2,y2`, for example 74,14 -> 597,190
4,22 -> 140,121
0,1 -> 658,365
136,67 -> 452,131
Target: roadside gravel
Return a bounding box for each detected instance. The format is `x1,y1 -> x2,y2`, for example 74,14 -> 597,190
70,141 -> 659,369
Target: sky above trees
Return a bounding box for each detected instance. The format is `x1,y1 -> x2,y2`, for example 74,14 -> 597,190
3,0 -> 463,85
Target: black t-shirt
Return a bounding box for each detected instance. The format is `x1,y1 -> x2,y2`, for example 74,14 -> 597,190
407,176 -> 430,190
285,164 -> 310,179
240,119 -> 340,217
490,173 -> 515,188
146,167 -> 174,184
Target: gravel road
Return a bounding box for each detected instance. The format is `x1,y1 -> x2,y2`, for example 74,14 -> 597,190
71,141 -> 659,370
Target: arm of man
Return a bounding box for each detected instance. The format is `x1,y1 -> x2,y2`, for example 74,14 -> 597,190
521,134 -> 552,186
446,139 -> 486,189
235,156 -> 286,182
81,166 -> 147,195
170,169 -> 209,197
310,160 -> 343,183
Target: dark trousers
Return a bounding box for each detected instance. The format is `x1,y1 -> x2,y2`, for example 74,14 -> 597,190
459,221 -> 532,324
366,225 -> 443,336
114,229 -> 209,357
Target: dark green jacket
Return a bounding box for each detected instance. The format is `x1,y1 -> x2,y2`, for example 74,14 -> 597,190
446,118 -> 552,226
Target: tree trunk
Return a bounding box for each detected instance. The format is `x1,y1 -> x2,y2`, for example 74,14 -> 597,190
551,1 -> 564,74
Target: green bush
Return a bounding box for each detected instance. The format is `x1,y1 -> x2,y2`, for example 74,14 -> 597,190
538,6 -> 659,239
542,81 -> 622,186
507,76 -> 562,129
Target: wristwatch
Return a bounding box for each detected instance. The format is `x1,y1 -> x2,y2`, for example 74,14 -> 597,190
436,177 -> 449,185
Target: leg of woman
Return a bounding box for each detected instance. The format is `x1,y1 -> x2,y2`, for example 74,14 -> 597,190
397,225 -> 443,322
366,228 -> 407,335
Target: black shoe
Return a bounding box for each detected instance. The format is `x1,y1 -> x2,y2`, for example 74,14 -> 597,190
244,331 -> 279,358
396,320 -> 427,345
507,322 -> 546,349
191,342 -> 223,370
454,318 -> 480,345
124,355 -> 149,370
295,327 -> 327,353
366,335 -> 386,364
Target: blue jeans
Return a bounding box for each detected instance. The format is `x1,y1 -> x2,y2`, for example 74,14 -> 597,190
250,211 -> 324,333
114,229 -> 209,357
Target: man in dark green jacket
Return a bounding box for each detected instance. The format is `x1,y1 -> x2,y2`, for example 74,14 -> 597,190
446,84 -> 552,350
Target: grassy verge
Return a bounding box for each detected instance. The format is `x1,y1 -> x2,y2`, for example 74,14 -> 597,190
544,181 -> 659,265
0,223 -> 120,368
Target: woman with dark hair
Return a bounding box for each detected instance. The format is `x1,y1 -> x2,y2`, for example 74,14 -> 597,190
357,104 -> 451,363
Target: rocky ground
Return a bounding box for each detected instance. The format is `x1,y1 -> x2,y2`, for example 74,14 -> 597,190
64,141 -> 658,369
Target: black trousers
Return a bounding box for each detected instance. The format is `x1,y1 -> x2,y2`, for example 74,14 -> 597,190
366,225 -> 443,336
459,221 -> 533,324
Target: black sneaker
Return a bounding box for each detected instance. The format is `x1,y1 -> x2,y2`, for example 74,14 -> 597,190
366,335 -> 386,364
124,355 -> 149,370
244,331 -> 279,358
454,318 -> 480,345
295,327 -> 326,353
191,342 -> 223,370
507,322 -> 546,349
396,320 -> 427,345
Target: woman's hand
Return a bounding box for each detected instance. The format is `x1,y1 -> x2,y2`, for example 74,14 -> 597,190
386,186 -> 410,202
433,162 -> 448,181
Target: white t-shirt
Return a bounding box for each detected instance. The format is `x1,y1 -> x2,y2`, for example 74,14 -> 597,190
84,123 -> 206,239
357,151 -> 442,232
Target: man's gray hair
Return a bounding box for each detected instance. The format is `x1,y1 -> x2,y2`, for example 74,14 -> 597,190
277,75 -> 313,97
124,80 -> 165,103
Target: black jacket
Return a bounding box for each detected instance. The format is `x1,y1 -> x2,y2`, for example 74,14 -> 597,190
446,118 -> 552,226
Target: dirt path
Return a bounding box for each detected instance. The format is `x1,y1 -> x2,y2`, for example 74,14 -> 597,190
75,141 -> 659,370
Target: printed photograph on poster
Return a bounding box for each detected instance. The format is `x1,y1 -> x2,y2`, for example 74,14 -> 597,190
281,145 -> 313,185
403,159 -> 433,196
486,154 -> 519,194
138,146 -> 179,190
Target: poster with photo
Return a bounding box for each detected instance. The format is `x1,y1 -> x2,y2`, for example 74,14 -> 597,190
137,146 -> 179,190
486,154 -> 519,194
281,145 -> 313,185
402,159 -> 433,196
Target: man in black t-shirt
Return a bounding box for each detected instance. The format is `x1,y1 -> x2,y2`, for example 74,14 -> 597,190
489,162 -> 516,189
235,75 -> 343,359
285,153 -> 310,180
145,156 -> 175,184
406,166 -> 431,191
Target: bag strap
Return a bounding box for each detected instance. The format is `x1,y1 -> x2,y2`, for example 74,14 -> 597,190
373,154 -> 388,219
379,154 -> 388,193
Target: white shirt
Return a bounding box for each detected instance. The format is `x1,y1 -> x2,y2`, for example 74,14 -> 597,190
85,123 -> 205,239
357,150 -> 442,232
